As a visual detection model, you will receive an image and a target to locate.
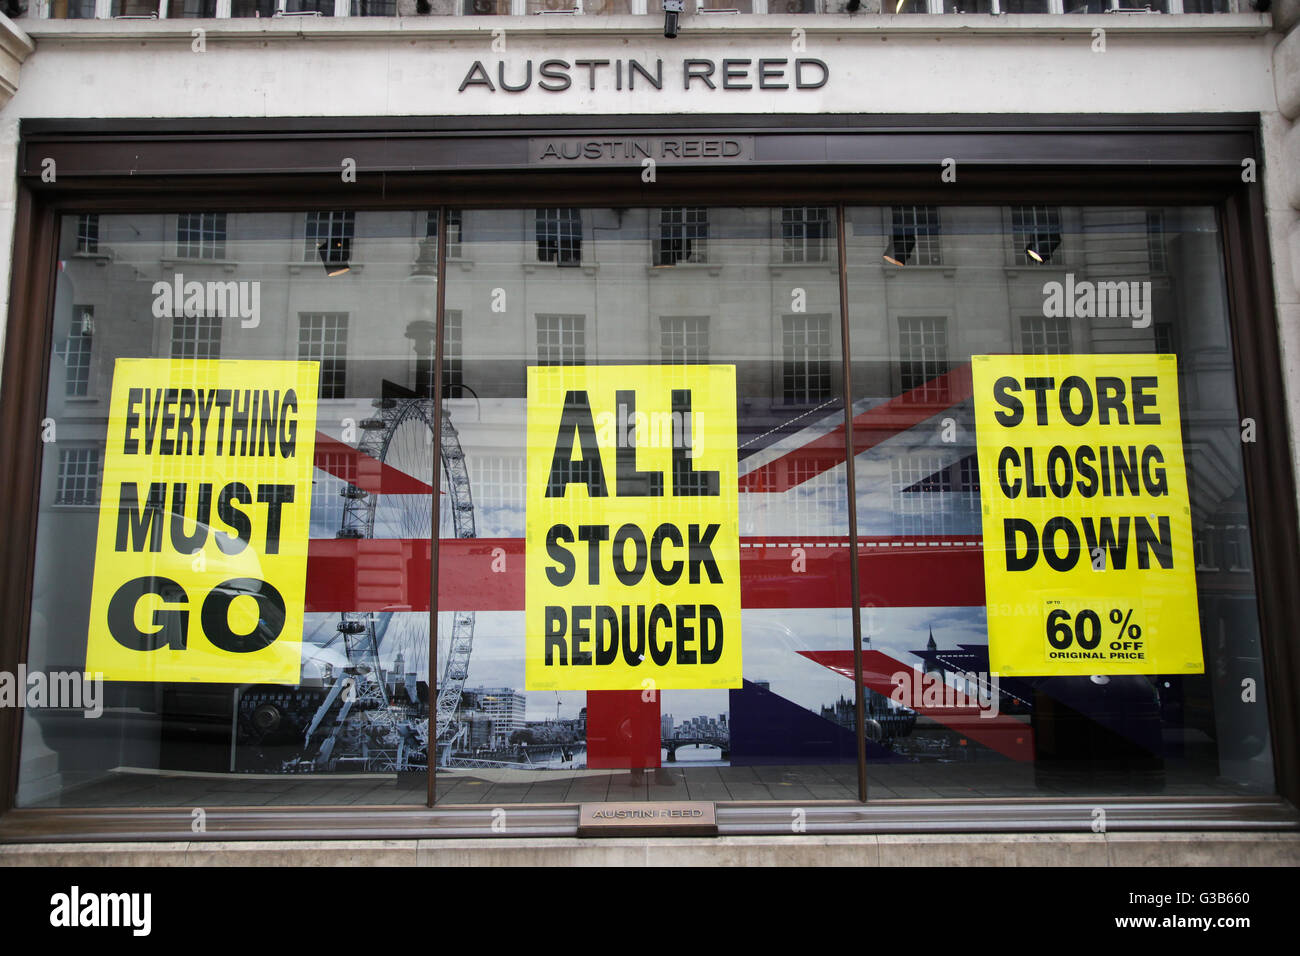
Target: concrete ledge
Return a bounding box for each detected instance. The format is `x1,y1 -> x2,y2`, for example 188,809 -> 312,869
3,832 -> 1298,866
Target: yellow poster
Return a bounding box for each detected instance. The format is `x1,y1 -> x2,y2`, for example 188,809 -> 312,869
972,353 -> 1204,676
86,359 -> 319,684
525,365 -> 742,691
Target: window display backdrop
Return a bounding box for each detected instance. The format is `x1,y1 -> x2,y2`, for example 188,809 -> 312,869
16,203 -> 1275,809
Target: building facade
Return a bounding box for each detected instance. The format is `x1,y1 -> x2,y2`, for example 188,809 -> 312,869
0,0 -> 1297,846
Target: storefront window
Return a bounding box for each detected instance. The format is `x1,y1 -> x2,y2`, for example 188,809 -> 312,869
19,212 -> 437,808
845,205 -> 1272,797
432,208 -> 856,805
14,202 -> 1276,811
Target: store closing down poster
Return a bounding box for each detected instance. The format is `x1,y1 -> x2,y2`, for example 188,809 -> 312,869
971,353 -> 1204,677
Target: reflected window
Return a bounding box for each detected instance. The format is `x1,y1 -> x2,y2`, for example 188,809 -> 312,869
782,313 -> 832,405
892,455 -> 952,536
443,309 -> 464,394
468,456 -> 527,520
55,448 -> 101,507
76,214 -> 99,254
1224,525 -> 1252,571
1020,315 -> 1070,355
49,0 -> 98,15
536,208 -> 582,267
656,207 -> 708,266
1012,205 -> 1062,265
899,316 -> 949,401
781,206 -> 832,264
351,0 -> 397,11
660,316 -> 710,364
299,312 -> 349,398
889,205 -> 941,267
170,0 -> 218,14
230,0 -> 278,13
58,306 -> 94,397
306,211 -> 354,265
428,210 -> 464,259
111,0 -> 158,13
176,213 -> 227,260
1195,524 -> 1219,570
1154,321 -> 1175,354
171,315 -> 223,361
536,314 -> 585,366
1147,210 -> 1168,273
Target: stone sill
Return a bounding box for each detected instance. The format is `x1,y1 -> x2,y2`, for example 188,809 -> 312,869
2,831 -> 1299,867
18,12 -> 1275,43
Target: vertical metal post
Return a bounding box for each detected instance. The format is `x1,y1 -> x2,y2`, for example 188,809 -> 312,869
427,207 -> 448,808
835,203 -> 868,803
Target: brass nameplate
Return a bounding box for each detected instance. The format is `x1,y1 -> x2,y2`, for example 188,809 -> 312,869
578,801 -> 717,837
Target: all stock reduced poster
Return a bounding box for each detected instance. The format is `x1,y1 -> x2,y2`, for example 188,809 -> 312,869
524,364 -> 743,692
971,353 -> 1204,678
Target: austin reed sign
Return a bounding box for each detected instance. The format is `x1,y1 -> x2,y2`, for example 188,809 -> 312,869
459,57 -> 829,93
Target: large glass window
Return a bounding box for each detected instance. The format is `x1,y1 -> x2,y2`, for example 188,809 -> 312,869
433,208 -> 854,805
846,204 -> 1272,798
14,201 -> 1277,811
20,211 -> 436,808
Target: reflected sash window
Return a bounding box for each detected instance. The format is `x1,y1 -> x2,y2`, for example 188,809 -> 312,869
660,316 -> 710,364
656,207 -> 708,266
536,314 -> 585,366
299,312 -> 349,398
536,208 -> 582,266
171,314 -> 223,360
898,316 -> 949,402
58,305 -> 94,397
55,447 -> 101,507
782,313 -> 832,405
76,214 -> 99,254
305,211 -> 355,264
176,212 -> 227,260
781,206 -> 831,264
1020,315 -> 1070,356
1012,205 -> 1062,265
889,206 -> 941,266
427,209 -> 464,259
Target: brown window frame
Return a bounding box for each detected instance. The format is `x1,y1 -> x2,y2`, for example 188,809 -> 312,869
0,113 -> 1296,842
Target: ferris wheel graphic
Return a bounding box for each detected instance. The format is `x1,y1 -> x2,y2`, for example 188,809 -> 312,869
305,391 -> 476,773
